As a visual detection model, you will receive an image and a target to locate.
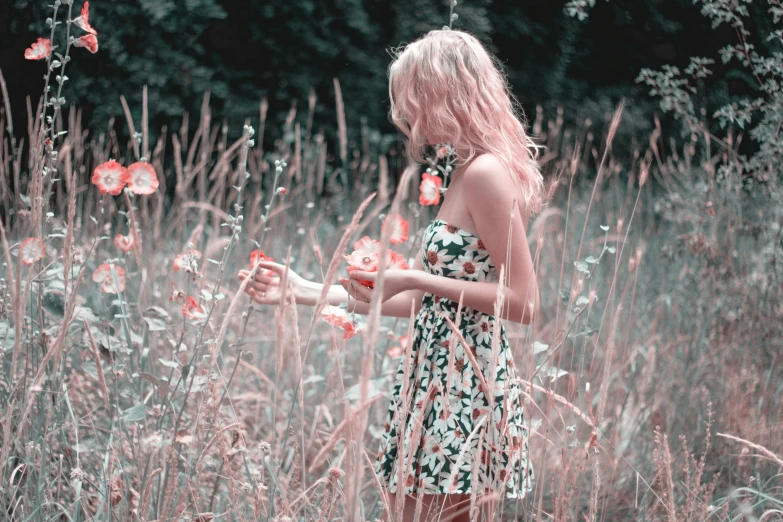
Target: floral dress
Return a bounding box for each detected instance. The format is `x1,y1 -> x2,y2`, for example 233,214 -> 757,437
374,218 -> 535,498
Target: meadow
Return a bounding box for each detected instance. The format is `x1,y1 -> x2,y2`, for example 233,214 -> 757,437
1,2 -> 783,521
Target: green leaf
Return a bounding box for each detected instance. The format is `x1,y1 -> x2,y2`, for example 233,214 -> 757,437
122,403 -> 147,422
159,358 -> 179,368
543,366 -> 570,381
143,306 -> 170,332
532,341 -> 549,355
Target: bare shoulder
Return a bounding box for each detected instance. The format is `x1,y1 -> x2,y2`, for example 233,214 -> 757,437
462,152 -> 518,199
462,153 -> 532,222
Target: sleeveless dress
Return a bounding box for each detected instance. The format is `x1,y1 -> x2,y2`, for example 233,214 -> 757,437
374,215 -> 535,498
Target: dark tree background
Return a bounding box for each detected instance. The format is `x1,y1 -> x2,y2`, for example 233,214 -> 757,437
0,0 -> 772,155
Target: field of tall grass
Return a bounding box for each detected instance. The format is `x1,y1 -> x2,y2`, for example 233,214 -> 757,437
1,5 -> 783,520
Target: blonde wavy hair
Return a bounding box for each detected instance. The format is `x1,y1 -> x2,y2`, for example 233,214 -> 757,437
388,28 -> 545,213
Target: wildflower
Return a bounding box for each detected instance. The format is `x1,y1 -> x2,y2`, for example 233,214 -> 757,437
344,237 -> 381,273
383,213 -> 409,244
173,248 -> 201,274
419,173 -> 442,206
73,2 -> 97,35
388,250 -> 410,270
250,249 -> 276,278
249,249 -> 274,268
125,161 -> 159,195
24,38 -> 51,60
92,263 -> 126,293
275,187 -> 287,195
328,467 -> 344,480
387,335 -> 408,358
344,237 -> 409,289
182,296 -> 206,321
20,237 -> 46,266
114,233 -> 134,253
92,160 -> 129,196
169,283 -> 185,303
109,475 -> 124,506
73,34 -> 98,54
321,306 -> 360,339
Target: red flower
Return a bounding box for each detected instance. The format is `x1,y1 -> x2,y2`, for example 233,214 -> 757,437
182,296 -> 206,321
73,34 -> 98,54
20,237 -> 46,266
249,249 -> 274,268
382,213 -> 409,244
387,335 -> 407,358
92,263 -> 126,293
73,2 -> 98,35
127,162 -> 159,195
24,38 -> 51,60
114,233 -> 135,253
388,250 -> 410,270
92,160 -> 130,195
419,173 -> 442,206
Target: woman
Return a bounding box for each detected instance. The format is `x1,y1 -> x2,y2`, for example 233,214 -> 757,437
238,28 -> 543,521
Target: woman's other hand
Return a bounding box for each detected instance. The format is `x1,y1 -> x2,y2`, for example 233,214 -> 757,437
237,261 -> 307,305
345,268 -> 416,304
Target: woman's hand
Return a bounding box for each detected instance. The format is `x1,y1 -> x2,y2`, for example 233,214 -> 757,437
344,269 -> 417,304
237,261 -> 308,305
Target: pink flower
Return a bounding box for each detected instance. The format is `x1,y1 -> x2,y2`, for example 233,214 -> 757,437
73,34 -> 98,54
92,263 -> 126,293
20,237 -> 46,266
92,160 -> 130,195
182,296 -> 206,320
73,2 -> 97,35
436,145 -> 449,159
24,38 -> 51,60
127,162 -> 159,195
344,236 -> 409,289
344,236 -> 381,288
321,306 -> 360,339
114,233 -> 135,253
351,236 -> 382,260
383,213 -> 409,244
173,248 -> 201,274
419,173 -> 442,206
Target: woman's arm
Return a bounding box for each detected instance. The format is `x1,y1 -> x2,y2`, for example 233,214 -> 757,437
241,253 -> 425,319
444,155 -> 540,323
296,280 -> 423,319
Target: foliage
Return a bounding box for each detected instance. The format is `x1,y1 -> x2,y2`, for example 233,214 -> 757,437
2,0 -> 774,153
